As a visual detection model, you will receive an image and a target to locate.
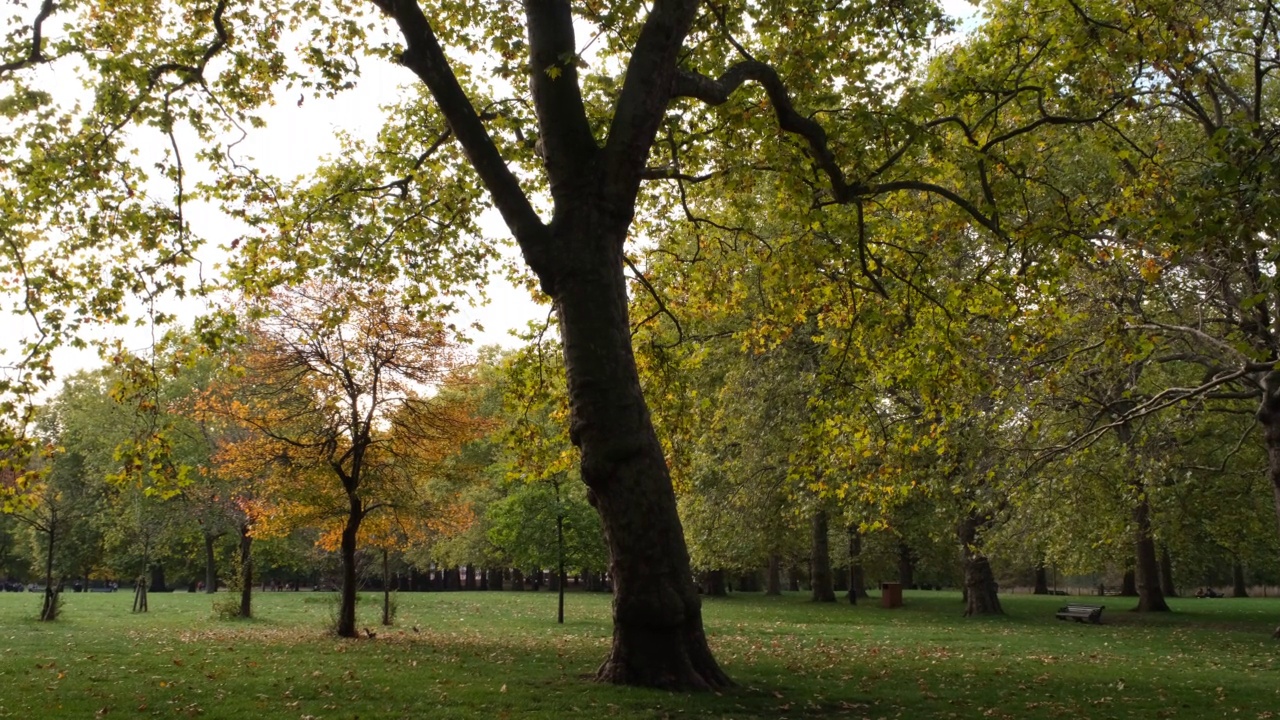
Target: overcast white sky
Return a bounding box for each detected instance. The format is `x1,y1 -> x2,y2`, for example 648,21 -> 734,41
2,0 -> 981,391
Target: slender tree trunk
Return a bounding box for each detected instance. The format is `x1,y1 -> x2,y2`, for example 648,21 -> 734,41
40,516 -> 58,622
510,568 -> 524,591
1133,494 -> 1171,612
765,554 -> 782,596
465,564 -> 477,591
134,541 -> 149,613
238,525 -> 253,619
1233,560 -> 1248,598
337,495 -> 363,638
382,548 -> 393,625
557,511 -> 566,624
958,514 -> 1003,616
133,576 -> 147,613
490,568 -> 504,591
787,564 -> 801,592
203,532 -> 219,594
1159,546 -> 1177,598
553,230 -> 728,690
810,509 -> 835,602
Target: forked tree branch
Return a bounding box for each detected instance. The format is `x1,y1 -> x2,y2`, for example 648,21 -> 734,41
524,0 -> 599,195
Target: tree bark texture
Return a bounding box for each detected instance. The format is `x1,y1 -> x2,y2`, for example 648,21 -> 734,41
554,229 -> 728,689
238,525 -> 253,619
958,514 -> 1003,616
810,509 -> 835,602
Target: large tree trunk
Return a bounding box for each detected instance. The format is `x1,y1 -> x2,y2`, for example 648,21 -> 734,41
847,526 -> 867,603
700,570 -> 727,597
810,509 -> 835,602
1259,375 -> 1280,637
897,541 -> 916,589
1159,545 -> 1177,598
238,524 -> 253,619
958,514 -> 1003,616
1033,561 -> 1050,595
203,532 -> 220,594
149,563 -> 166,593
336,495 -> 362,638
1133,494 -> 1171,612
510,568 -> 523,591
553,223 -> 728,690
1120,568 -> 1138,596
489,568 -> 504,591
1233,560 -> 1249,598
766,554 -> 782,596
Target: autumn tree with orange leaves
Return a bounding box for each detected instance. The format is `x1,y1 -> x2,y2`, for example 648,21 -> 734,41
222,281 -> 473,637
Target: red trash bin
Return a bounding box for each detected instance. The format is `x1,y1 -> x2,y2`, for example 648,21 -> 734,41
881,581 -> 903,608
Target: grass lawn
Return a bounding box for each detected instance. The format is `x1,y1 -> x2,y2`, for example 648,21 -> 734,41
1,588 -> 1278,718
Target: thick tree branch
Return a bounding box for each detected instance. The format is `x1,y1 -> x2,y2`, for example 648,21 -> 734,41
524,0 -> 599,196
601,0 -> 702,213
674,62 -> 1015,240
673,62 -> 851,201
373,0 -> 551,275
864,180 -> 1005,239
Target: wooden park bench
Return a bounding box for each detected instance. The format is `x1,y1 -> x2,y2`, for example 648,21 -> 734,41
1055,604 -> 1105,624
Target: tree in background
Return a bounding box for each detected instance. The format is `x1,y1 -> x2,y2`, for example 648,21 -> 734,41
223,281 -> 468,637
